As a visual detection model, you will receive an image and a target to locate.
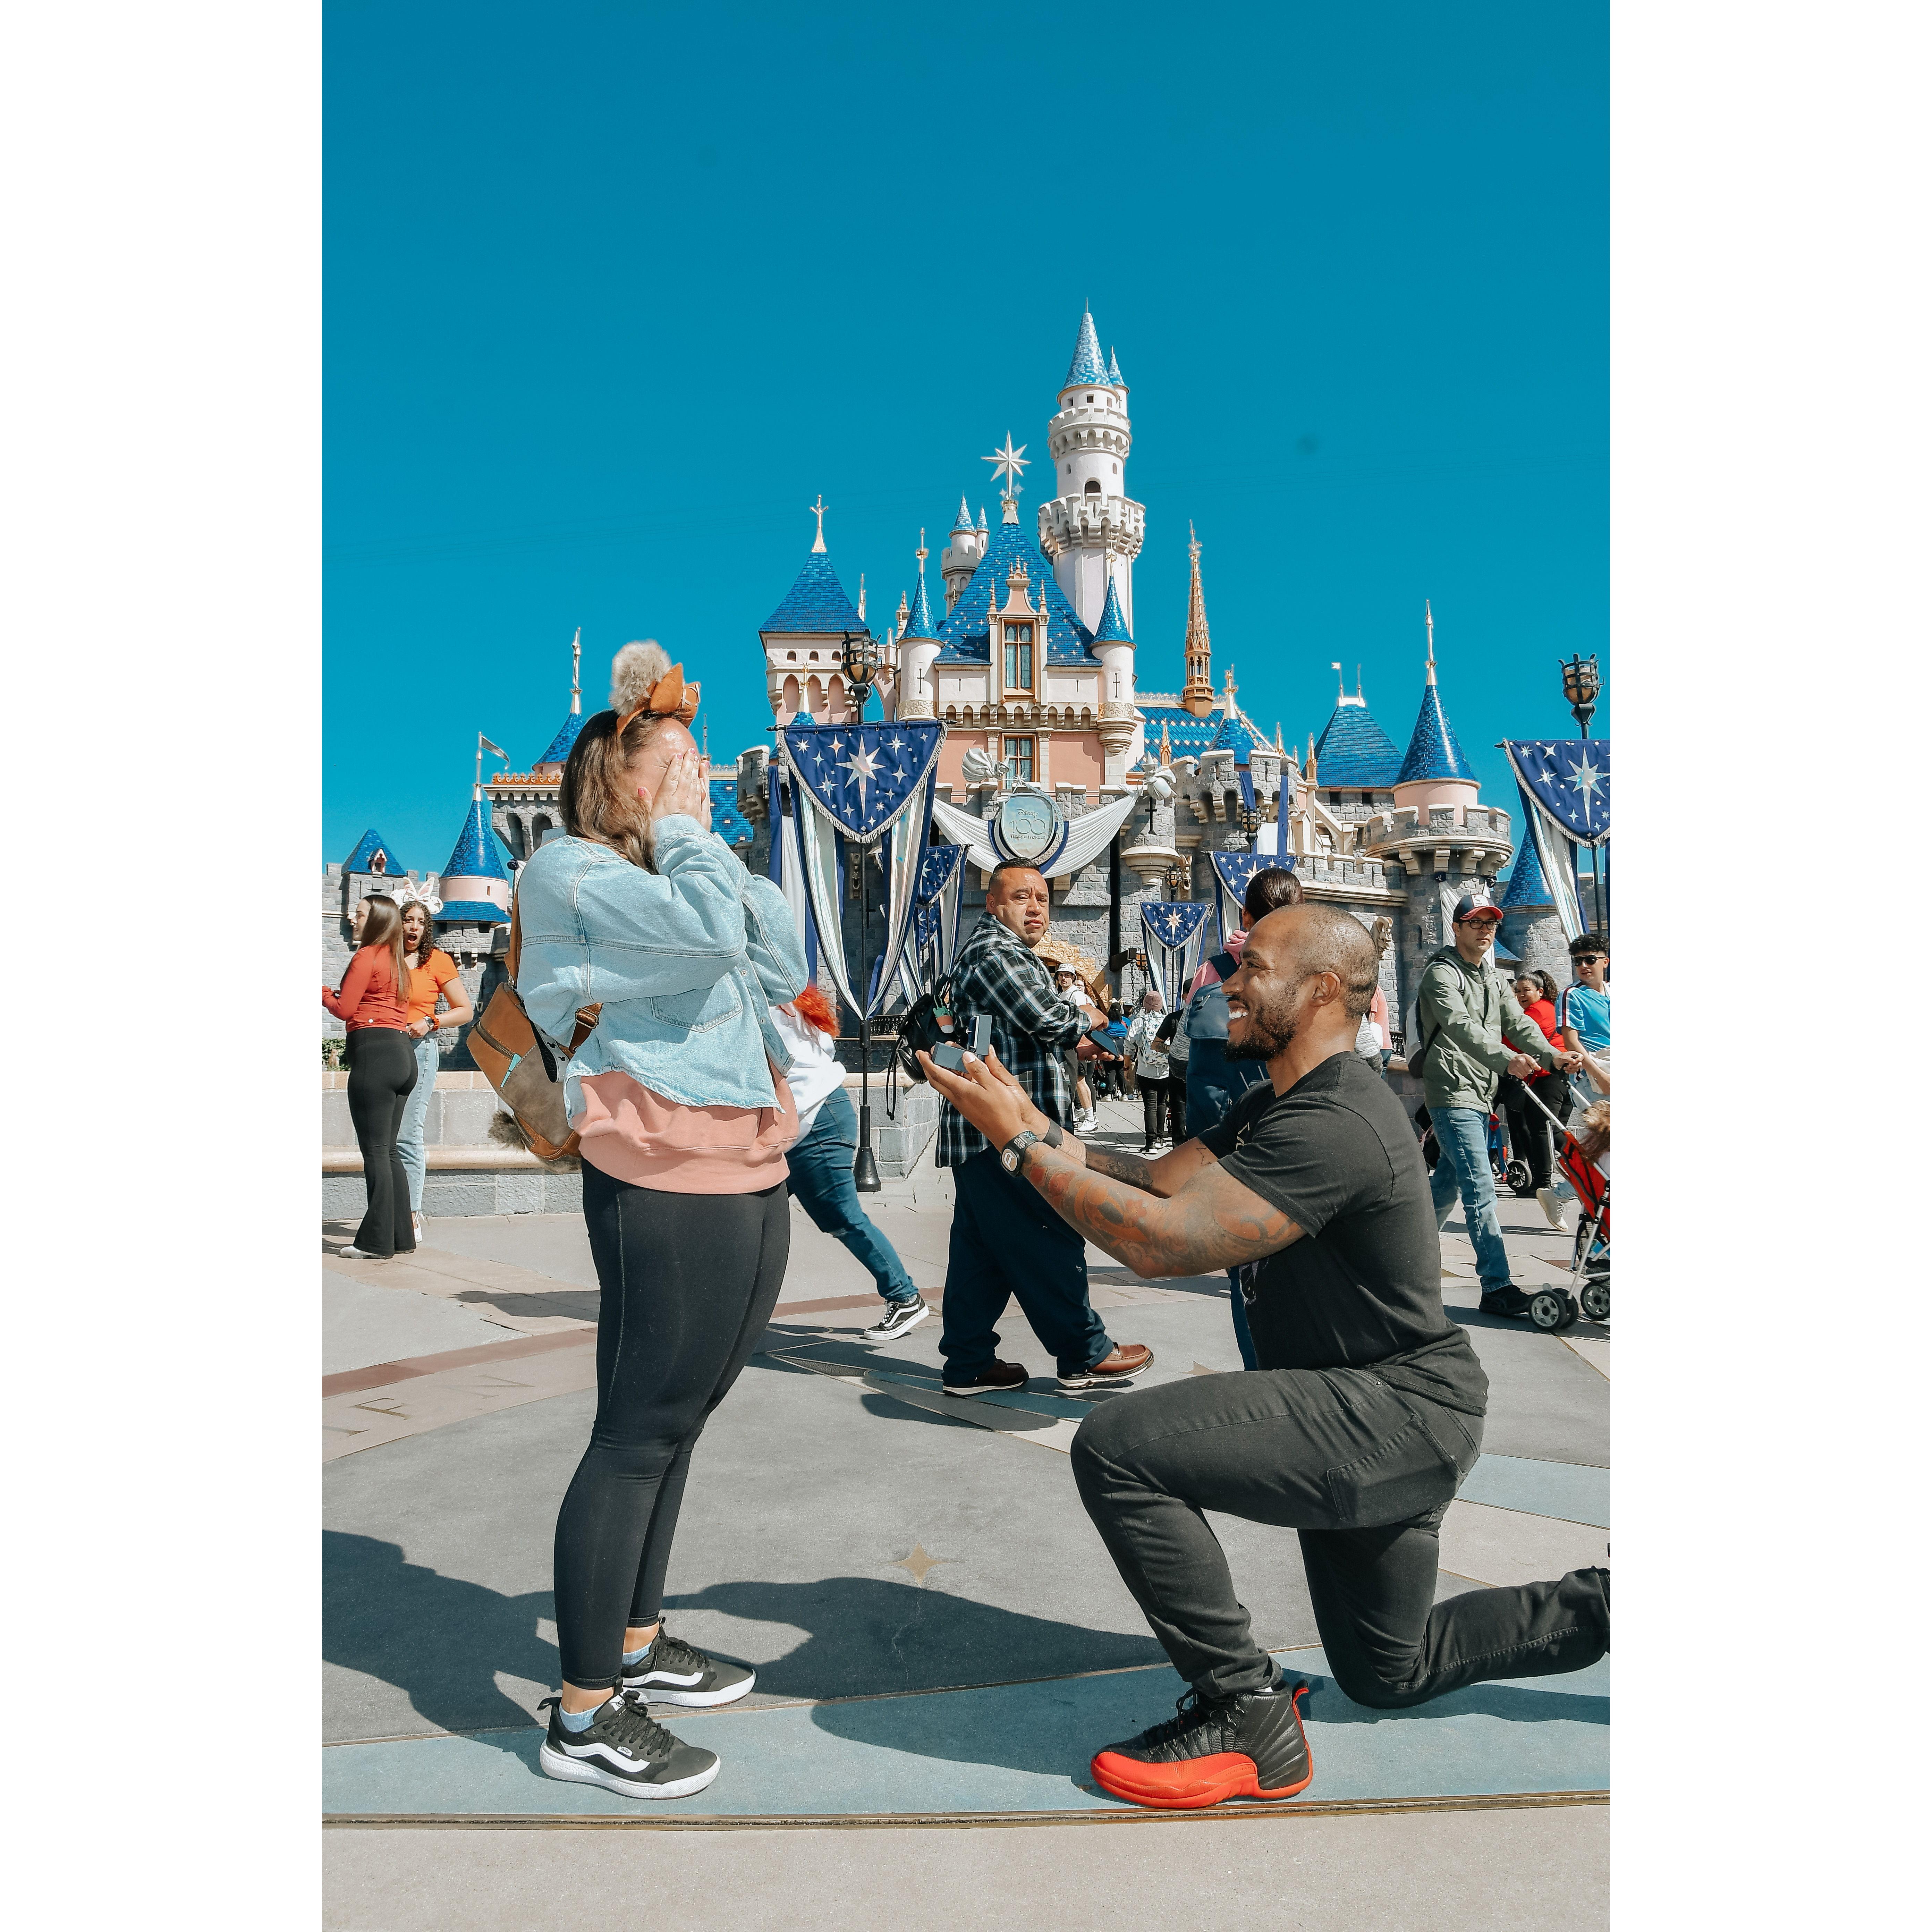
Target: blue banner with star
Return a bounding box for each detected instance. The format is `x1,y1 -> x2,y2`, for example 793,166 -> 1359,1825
782,720 -> 946,845
1504,739 -> 1610,845
1141,899 -> 1212,1011
916,842 -> 962,906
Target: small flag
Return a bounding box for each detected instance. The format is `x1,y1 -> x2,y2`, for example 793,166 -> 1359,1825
479,734 -> 508,761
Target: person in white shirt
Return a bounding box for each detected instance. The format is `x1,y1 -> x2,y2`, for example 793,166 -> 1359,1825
770,987 -> 929,1341
1055,964 -> 1101,1133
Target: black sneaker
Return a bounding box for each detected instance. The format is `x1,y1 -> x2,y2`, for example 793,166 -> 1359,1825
536,1691 -> 720,1799
863,1294 -> 931,1342
1479,1287 -> 1535,1318
942,1358 -> 1028,1398
1092,1679 -> 1313,1809
619,1626 -> 755,1708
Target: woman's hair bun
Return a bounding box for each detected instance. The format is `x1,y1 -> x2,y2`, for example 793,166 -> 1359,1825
609,640 -> 671,715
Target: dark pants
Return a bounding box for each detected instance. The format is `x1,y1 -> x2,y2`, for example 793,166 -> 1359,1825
939,1147 -> 1111,1381
1072,1367 -> 1608,1705
1503,1075 -> 1571,1190
785,1086 -> 917,1304
552,1169 -> 789,1689
346,1026 -> 417,1257
1140,1075 -> 1186,1147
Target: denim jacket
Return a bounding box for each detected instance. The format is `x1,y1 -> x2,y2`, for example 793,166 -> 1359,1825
512,820 -> 808,1121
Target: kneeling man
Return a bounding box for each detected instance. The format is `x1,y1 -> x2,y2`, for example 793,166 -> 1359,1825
921,902 -> 1608,1810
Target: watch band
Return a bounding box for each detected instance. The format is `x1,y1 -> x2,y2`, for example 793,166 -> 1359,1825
1043,1122 -> 1064,1148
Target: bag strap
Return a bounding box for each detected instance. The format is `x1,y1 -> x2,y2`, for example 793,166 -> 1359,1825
508,883 -> 600,1053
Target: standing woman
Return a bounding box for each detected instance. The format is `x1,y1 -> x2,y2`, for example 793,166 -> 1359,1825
395,891 -> 475,1245
322,893 -> 417,1260
514,642 -> 808,1802
1123,990 -> 1170,1154
1504,968 -> 1571,1195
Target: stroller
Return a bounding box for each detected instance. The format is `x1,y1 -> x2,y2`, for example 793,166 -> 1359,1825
1511,1078 -> 1610,1331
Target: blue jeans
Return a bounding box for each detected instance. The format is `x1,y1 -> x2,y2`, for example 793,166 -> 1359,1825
1428,1105 -> 1514,1294
396,1034 -> 439,1214
785,1086 -> 918,1304
1228,1271 -> 1259,1369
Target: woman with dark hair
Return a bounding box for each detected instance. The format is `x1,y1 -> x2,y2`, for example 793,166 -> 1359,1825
514,641 -> 807,1802
322,892 -> 417,1260
394,892 -> 475,1244
1500,967 -> 1570,1194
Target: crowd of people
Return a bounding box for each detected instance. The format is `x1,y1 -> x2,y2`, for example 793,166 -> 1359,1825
322,640 -> 1611,1811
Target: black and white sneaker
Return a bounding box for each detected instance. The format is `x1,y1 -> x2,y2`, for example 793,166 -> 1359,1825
536,1692 -> 720,1800
863,1295 -> 931,1342
620,1626 -> 756,1708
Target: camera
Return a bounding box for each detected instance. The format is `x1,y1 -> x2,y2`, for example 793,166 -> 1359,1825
931,1013 -> 991,1073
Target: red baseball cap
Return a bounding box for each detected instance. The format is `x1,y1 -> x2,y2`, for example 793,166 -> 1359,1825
1452,891 -> 1502,923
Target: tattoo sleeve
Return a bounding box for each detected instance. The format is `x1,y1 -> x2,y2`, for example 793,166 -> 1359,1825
1080,1144 -> 1154,1190
1022,1146 -> 1302,1278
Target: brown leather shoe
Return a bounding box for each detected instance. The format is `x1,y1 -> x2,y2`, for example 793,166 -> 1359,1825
1059,1343 -> 1153,1390
941,1358 -> 1029,1398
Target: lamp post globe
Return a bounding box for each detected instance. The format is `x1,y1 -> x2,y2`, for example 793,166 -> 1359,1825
1559,653 -> 1602,738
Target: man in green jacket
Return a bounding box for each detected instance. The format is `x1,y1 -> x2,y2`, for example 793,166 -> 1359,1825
1415,891 -> 1581,1317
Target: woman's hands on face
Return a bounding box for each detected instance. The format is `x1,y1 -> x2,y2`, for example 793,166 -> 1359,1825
640,746 -> 713,831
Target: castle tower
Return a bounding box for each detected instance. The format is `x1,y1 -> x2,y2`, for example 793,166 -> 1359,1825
1091,571 -> 1137,785
1497,831 -> 1569,989
1179,523 -> 1215,717
1308,666 -> 1403,823
893,532 -> 944,721
437,785 -> 513,923
1360,603 -> 1513,1024
759,497 -> 866,724
940,497 -> 986,612
1039,310 -> 1145,635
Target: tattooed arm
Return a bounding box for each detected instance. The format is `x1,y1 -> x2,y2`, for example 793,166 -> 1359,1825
1078,1138 -> 1221,1199
1019,1142 -> 1303,1279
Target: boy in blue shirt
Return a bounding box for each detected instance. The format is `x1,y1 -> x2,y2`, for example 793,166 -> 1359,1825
1558,933 -> 1611,1099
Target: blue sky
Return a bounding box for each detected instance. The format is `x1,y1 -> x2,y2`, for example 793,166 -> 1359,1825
324,0 -> 1606,874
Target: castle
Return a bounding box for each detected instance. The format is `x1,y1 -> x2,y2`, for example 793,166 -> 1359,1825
323,310 -> 1569,1064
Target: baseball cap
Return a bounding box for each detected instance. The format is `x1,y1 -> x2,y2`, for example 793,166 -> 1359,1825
1452,891 -> 1502,923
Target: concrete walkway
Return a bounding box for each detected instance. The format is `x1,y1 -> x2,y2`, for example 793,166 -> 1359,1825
322,1094 -> 1607,1926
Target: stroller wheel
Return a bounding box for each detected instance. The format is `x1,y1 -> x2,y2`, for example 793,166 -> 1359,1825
1528,1288 -> 1577,1332
1579,1278 -> 1610,1322
1505,1158 -> 1533,1197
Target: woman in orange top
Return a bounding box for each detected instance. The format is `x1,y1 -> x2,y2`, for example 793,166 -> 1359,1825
321,892 -> 417,1259
395,894 -> 476,1244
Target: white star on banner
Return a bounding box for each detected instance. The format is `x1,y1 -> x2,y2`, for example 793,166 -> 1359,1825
1566,755 -> 1605,812
842,743 -> 882,815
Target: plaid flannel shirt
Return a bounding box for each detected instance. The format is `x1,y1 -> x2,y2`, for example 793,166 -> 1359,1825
935,913 -> 1086,1168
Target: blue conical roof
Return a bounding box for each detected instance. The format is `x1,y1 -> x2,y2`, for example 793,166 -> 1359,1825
1499,832 -> 1554,908
1108,346 -> 1125,388
342,828 -> 401,874
1208,708 -> 1268,765
1312,698 -> 1403,788
951,496 -> 974,533
761,548 -> 864,635
1396,678 -> 1478,785
1093,576 -> 1132,643
976,505 -> 988,531
534,709 -> 586,769
903,560 -> 941,642
932,517 -> 1098,667
442,797 -> 511,882
1062,310 -> 1109,390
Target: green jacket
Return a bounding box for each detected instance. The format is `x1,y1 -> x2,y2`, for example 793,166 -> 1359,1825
1415,944 -> 1560,1113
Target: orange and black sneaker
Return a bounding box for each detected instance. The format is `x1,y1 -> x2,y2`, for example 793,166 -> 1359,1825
1091,1679 -> 1313,1810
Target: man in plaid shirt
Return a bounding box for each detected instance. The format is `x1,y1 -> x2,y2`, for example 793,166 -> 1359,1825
931,863 -> 1154,1397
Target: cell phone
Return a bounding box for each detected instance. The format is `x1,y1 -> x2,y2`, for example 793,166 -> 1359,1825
930,1041 -> 969,1074
931,1015 -> 991,1075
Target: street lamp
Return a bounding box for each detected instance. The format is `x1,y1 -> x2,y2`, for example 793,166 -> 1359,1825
1164,861 -> 1190,900
1236,801 -> 1264,850
1559,654 -> 1602,738
839,629 -> 886,1194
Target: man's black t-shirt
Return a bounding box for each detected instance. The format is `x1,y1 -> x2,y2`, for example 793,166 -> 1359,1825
1197,1051 -> 1487,1416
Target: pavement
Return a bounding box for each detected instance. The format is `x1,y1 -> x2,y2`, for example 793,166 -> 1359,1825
321,1093 -> 1608,1929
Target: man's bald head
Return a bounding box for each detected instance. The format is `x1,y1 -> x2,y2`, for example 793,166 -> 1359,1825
1248,902 -> 1380,1019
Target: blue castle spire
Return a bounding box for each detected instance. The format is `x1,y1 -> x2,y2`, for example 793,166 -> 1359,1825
441,796 -> 510,884
760,546 -> 863,634
1499,831 -> 1554,908
1062,309 -> 1109,389
1108,346 -> 1125,389
342,828 -> 401,875
1093,575 -> 1132,642
1395,604 -> 1477,785
902,548 -> 940,641
976,505 -> 988,532
951,496 -> 974,533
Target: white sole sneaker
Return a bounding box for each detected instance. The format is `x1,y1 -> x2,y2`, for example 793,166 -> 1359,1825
629,1675 -> 755,1709
863,1298 -> 932,1342
537,1740 -> 721,1800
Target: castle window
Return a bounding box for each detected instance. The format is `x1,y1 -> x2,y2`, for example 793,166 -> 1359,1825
1003,624 -> 1034,691
1003,736 -> 1035,783
1361,792 -> 1374,806
1086,394 -> 1094,403
1084,479 -> 1101,497
531,813 -> 553,845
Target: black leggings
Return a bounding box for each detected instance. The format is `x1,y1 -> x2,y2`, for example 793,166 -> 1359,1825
1141,1075 -> 1186,1147
346,1027 -> 416,1257
553,1167 -> 790,1689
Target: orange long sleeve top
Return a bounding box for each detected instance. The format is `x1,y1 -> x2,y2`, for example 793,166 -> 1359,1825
323,948 -> 409,1032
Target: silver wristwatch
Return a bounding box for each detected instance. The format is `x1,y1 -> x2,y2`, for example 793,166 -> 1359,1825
1000,1130 -> 1042,1175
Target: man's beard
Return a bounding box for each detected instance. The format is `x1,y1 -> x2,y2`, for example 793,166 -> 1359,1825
1226,988 -> 1299,1061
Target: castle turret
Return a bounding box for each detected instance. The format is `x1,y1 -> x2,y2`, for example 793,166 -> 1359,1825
437,789 -> 512,923
1039,309 -> 1145,635
894,533 -> 943,721
1498,830 -> 1569,989
940,497 -> 985,612
1179,524 -> 1215,717
1091,572 -> 1137,785
1309,668 -> 1403,823
759,498 -> 866,724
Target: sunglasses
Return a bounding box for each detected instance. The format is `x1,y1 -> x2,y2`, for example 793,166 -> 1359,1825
1573,954 -> 1604,966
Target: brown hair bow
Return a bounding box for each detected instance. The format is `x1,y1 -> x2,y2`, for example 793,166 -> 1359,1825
614,664 -> 701,742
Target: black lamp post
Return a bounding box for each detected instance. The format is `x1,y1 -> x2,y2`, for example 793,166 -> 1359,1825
1559,653 -> 1607,932
1236,801 -> 1264,850
1559,654 -> 1602,738
1164,861 -> 1190,900
840,628 -> 885,1193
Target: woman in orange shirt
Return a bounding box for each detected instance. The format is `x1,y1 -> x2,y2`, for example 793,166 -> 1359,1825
395,894 -> 475,1244
321,893 -> 417,1259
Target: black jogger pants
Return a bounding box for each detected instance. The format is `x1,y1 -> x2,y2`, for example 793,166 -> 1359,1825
346,1026 -> 417,1257
552,1169 -> 789,1689
1071,1365 -> 1608,1706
